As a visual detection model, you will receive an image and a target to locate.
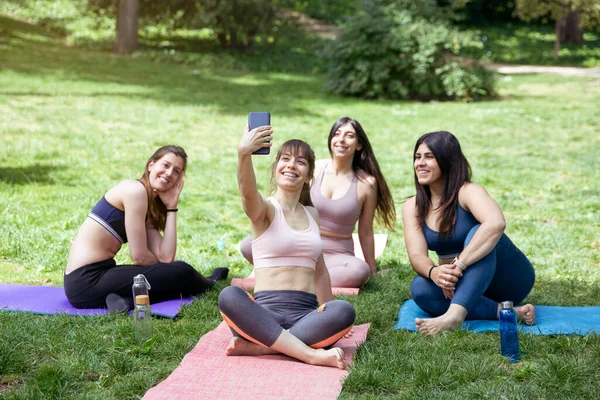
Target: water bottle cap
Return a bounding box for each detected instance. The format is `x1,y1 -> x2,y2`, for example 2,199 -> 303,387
133,274 -> 151,290
136,295 -> 150,305
501,301 -> 513,309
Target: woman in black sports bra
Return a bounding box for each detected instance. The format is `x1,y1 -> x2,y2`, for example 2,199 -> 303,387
64,145 -> 228,311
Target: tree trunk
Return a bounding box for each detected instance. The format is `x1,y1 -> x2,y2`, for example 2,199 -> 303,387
114,0 -> 139,55
554,16 -> 567,60
561,10 -> 584,44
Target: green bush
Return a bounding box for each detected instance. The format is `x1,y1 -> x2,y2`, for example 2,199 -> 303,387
274,0 -> 361,24
325,4 -> 496,101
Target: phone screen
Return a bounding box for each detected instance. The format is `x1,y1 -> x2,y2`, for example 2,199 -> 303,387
248,112 -> 271,155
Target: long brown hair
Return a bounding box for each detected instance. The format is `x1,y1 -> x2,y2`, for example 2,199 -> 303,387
328,117 -> 396,231
140,145 -> 188,231
270,139 -> 316,207
413,131 -> 471,237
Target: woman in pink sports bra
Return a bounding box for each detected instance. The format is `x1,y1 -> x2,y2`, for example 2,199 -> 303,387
218,125 -> 355,369
241,117 -> 395,287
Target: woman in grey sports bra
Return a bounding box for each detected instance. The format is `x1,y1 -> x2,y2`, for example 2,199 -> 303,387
309,117 -> 396,287
241,117 -> 396,288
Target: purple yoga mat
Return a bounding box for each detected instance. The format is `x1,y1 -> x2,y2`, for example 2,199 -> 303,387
0,283 -> 192,318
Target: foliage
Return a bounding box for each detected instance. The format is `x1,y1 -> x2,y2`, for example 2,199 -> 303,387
1,12 -> 600,399
89,0 -> 279,51
326,3 -> 495,101
274,0 -> 361,24
196,0 -> 277,51
0,0 -> 327,68
515,0 -> 600,29
456,0 -> 518,25
88,0 -> 198,28
471,23 -> 600,67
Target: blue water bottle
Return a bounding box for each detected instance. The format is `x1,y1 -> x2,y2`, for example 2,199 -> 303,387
499,301 -> 520,363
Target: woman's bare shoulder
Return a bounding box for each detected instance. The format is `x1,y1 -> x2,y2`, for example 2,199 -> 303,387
107,180 -> 146,202
357,169 -> 376,188
402,196 -> 417,212
305,205 -> 320,224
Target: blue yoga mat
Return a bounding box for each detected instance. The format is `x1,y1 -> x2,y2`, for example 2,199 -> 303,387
394,300 -> 600,335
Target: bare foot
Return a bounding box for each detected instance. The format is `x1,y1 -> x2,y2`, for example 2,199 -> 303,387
415,314 -> 463,336
310,347 -> 346,369
515,304 -> 536,325
225,337 -> 277,356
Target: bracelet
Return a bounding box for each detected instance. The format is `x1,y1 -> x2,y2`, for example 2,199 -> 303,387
453,257 -> 467,271
427,265 -> 436,280
166,208 -> 178,213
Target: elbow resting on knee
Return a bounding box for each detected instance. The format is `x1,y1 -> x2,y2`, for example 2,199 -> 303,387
156,255 -> 175,264
493,220 -> 506,235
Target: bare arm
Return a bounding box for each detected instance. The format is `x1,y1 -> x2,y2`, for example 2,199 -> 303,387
402,197 -> 437,278
237,125 -> 274,230
314,253 -> 333,304
146,173 -> 185,263
310,207 -> 333,303
121,181 -> 158,266
357,174 -> 378,273
456,183 -> 506,268
402,197 -> 461,299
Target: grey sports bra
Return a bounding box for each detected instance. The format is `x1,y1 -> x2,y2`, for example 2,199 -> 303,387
310,162 -> 361,236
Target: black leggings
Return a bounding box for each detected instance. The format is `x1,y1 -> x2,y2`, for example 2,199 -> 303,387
64,259 -> 214,308
218,286 -> 355,348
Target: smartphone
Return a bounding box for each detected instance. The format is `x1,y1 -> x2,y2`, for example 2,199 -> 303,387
248,112 -> 271,155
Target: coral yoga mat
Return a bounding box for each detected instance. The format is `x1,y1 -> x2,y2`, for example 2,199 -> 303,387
143,322 -> 371,400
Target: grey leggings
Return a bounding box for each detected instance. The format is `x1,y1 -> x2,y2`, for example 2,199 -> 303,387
218,286 -> 355,348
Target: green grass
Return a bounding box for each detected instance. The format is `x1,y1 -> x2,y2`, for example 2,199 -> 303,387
469,23 -> 600,67
1,12 -> 600,400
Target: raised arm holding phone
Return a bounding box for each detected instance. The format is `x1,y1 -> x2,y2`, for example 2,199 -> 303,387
217,122 -> 355,369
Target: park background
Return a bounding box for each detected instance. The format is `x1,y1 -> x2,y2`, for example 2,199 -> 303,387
1,0 -> 599,398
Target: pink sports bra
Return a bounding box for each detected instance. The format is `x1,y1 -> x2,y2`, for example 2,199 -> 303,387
310,162 -> 361,236
252,197 -> 323,269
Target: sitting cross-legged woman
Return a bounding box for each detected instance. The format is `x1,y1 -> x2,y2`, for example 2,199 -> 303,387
64,145 -> 228,311
218,125 -> 355,369
402,131 -> 536,335
241,117 -> 396,288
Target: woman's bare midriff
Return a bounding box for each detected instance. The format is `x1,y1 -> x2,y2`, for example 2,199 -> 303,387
65,219 -> 121,275
320,229 -> 352,239
254,266 -> 316,294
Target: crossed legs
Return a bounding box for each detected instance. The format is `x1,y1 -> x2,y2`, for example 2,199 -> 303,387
411,226 -> 536,335
218,286 -> 355,368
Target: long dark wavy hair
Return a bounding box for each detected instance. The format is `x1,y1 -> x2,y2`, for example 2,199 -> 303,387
271,139 -> 316,207
413,131 -> 471,236
328,117 -> 396,231
140,145 -> 187,231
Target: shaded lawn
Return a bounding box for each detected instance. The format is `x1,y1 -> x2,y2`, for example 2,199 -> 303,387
472,23 -> 600,67
1,14 -> 600,400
